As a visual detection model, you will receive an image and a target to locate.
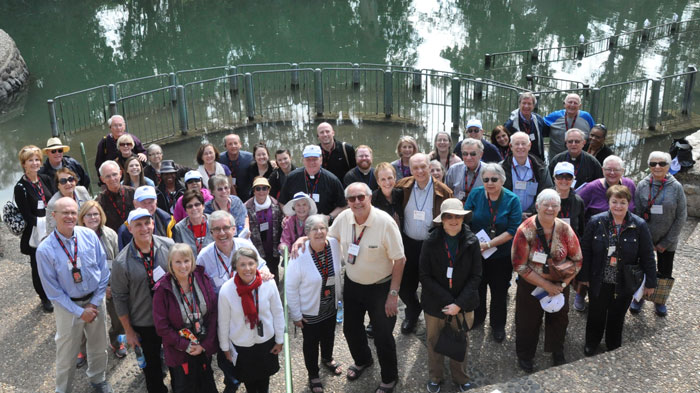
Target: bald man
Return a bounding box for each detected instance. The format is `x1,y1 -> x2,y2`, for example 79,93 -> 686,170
317,122 -> 356,181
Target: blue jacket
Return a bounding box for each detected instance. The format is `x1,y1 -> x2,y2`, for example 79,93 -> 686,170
465,186 -> 522,259
579,211 -> 657,297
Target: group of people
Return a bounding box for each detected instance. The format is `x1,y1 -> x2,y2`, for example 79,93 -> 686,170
12,89 -> 687,393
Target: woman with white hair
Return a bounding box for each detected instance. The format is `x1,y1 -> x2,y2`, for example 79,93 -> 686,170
578,155 -> 636,221
630,151 -> 687,317
510,189 -> 582,372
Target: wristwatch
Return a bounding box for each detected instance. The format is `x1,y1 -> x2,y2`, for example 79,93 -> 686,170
389,289 -> 399,297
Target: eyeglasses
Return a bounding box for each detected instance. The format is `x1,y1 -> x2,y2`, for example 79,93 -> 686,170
603,168 -> 623,173
541,203 -> 560,210
217,186 -> 230,192
466,128 -> 481,134
309,226 -> 328,233
58,176 -> 76,185
649,161 -> 668,167
84,212 -> 101,219
462,151 -> 478,157
482,177 -> 500,183
185,179 -> 201,184
566,139 -> 583,145
119,143 -> 133,147
442,213 -> 462,220
555,174 -> 574,181
211,225 -> 233,233
185,202 -> 202,209
254,186 -> 269,192
346,194 -> 367,203
49,149 -> 64,154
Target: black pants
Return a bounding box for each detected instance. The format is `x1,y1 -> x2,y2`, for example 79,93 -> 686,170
132,325 -> 168,393
473,255 -> 512,330
29,251 -> 48,302
657,250 -> 675,278
302,314 -> 337,379
217,349 -> 240,391
343,276 -> 398,384
243,378 -> 269,393
169,354 -> 217,393
515,279 -> 570,361
585,283 -> 632,351
399,236 -> 423,322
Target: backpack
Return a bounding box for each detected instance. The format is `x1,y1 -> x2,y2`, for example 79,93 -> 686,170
669,138 -> 695,171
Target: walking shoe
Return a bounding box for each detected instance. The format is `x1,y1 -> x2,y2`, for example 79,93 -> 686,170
655,303 -> 667,317
492,328 -> 506,343
112,343 -> 127,359
76,352 -> 86,368
573,294 -> 586,312
401,319 -> 417,335
41,299 -> 54,313
91,381 -> 113,393
629,298 -> 644,314
552,351 -> 566,366
457,381 -> 475,391
366,323 -> 374,339
518,358 -> 534,373
426,381 -> 441,393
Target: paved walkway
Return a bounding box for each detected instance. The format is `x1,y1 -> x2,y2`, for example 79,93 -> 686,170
0,219 -> 698,392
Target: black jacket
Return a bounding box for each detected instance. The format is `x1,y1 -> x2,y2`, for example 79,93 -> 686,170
419,225 -> 482,318
579,211 -> 657,297
501,153 -> 553,214
40,156 -> 91,193
558,189 -> 586,238
14,174 -> 54,255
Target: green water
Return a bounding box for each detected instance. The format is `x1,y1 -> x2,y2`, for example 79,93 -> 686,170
1,0 -> 700,200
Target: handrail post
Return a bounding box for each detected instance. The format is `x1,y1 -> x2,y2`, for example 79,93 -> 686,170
384,70 -> 393,117
177,85 -> 188,135
648,78 -> 662,130
589,87 -> 601,121
484,53 -> 492,70
474,78 -> 483,100
229,66 -> 239,94
109,101 -> 118,117
451,77 -> 460,130
526,75 -> 535,91
530,48 -> 539,63
291,63 -> 299,89
412,68 -> 421,91
48,99 -> 59,137
314,68 -> 324,116
577,42 -> 586,59
169,73 -> 177,105
682,65 -> 697,115
79,142 -> 94,196
609,35 -> 618,50
108,84 -> 117,103
533,93 -> 541,113
244,73 -> 255,120
352,63 -> 360,87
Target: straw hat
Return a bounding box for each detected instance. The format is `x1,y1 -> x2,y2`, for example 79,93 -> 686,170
43,137 -> 70,153
433,198 -> 472,223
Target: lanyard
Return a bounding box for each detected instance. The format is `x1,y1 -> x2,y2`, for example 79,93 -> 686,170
564,113 -> 577,131
293,218 -> 303,238
558,196 -> 571,218
227,156 -> 239,179
54,231 -> 78,267
412,178 -> 432,212
214,198 -> 231,212
188,220 -> 207,253
174,275 -> 202,329
513,158 -> 532,182
647,177 -> 666,208
487,193 -> 501,233
607,212 -> 626,260
108,188 -> 127,220
305,170 -> 321,194
443,240 -> 455,289
311,243 -> 331,283
321,144 -> 333,168
464,164 -> 480,197
138,242 -> 155,288
26,176 -> 46,204
534,217 -> 554,272
519,113 -> 532,135
215,247 -> 234,278
353,225 -> 367,245
566,152 -> 581,176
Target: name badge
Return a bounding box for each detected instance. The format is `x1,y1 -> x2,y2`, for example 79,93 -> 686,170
515,181 -> 527,190
312,193 -> 320,202
413,210 -> 426,221
446,267 -> 453,279
561,218 -> 571,226
529,133 -> 536,141
37,200 -> 45,210
532,251 -> 547,264
651,205 -> 663,214
75,257 -> 82,269
153,266 -> 166,282
260,222 -> 269,231
231,177 -> 237,185
455,191 -> 465,201
607,246 -> 616,256
326,278 -> 335,286
72,267 -> 83,283
348,243 -> 360,256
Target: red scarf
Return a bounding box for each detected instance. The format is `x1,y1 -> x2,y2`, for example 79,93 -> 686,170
234,270 -> 263,329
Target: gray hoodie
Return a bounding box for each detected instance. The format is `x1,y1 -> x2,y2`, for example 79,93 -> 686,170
634,174 -> 687,251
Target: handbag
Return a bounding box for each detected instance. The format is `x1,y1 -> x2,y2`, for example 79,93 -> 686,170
434,314 -> 468,362
621,264 -> 644,297
29,216 -> 47,248
3,200 -> 25,236
643,276 -> 674,305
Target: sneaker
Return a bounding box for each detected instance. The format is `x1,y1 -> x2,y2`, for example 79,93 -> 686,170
426,381 -> 441,393
655,303 -> 667,317
76,352 -> 87,369
112,343 -> 127,359
629,299 -> 644,314
457,382 -> 475,391
91,381 -> 113,393
573,294 -> 586,312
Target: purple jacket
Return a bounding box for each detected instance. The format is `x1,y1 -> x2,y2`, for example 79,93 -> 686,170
578,177 -> 636,221
279,214 -> 307,250
152,266 -> 218,367
173,188 -> 214,223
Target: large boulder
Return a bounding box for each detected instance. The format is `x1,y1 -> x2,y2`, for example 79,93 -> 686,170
0,29 -> 29,102
675,129 -> 700,218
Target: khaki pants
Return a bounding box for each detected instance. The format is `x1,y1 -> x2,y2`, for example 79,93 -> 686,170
54,299 -> 108,393
424,312 -> 473,385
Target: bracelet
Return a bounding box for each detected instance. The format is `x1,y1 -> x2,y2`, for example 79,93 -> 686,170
486,242 -> 491,249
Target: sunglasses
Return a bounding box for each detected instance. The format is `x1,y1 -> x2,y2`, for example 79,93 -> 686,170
442,213 -> 462,220
217,186 -> 230,192
50,149 -> 64,154
346,194 -> 367,203
555,174 -> 574,181
649,161 -> 668,167
462,151 -> 478,157
119,143 -> 133,147
254,186 -> 269,192
185,202 -> 202,209
482,177 -> 500,183
466,128 -> 481,134
58,176 -> 76,185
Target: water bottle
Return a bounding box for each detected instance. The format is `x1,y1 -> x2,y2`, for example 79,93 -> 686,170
118,334 -> 146,369
336,301 -> 344,323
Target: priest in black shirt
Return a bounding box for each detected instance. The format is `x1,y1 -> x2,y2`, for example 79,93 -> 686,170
343,144 -> 378,191
318,122 -> 356,181
548,128 -> 603,190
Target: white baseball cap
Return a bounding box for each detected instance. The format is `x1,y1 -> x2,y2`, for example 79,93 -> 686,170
466,119 -> 483,130
302,145 -> 322,158
127,208 -> 151,225
184,170 -> 202,183
134,186 -> 157,201
553,162 -> 575,176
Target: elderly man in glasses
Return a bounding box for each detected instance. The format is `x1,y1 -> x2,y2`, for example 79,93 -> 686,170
544,93 -> 595,162
547,128 -> 603,189
445,138 -> 485,202
40,137 -> 91,193
453,119 -> 502,163
95,115 -> 147,173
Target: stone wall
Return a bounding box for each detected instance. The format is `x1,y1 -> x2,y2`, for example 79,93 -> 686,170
675,129 -> 700,218
0,29 -> 29,102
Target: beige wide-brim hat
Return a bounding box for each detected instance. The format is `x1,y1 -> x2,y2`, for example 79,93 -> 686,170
433,198 -> 473,223
43,137 -> 70,153
282,192 -> 318,216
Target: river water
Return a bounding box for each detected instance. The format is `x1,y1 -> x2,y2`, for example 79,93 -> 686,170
1,0 -> 700,200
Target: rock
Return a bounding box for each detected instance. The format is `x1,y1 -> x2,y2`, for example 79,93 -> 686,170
0,29 -> 29,101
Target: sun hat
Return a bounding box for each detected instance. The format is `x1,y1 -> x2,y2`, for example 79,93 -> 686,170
282,192 -> 318,216
43,137 -> 70,153
433,198 -> 472,223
